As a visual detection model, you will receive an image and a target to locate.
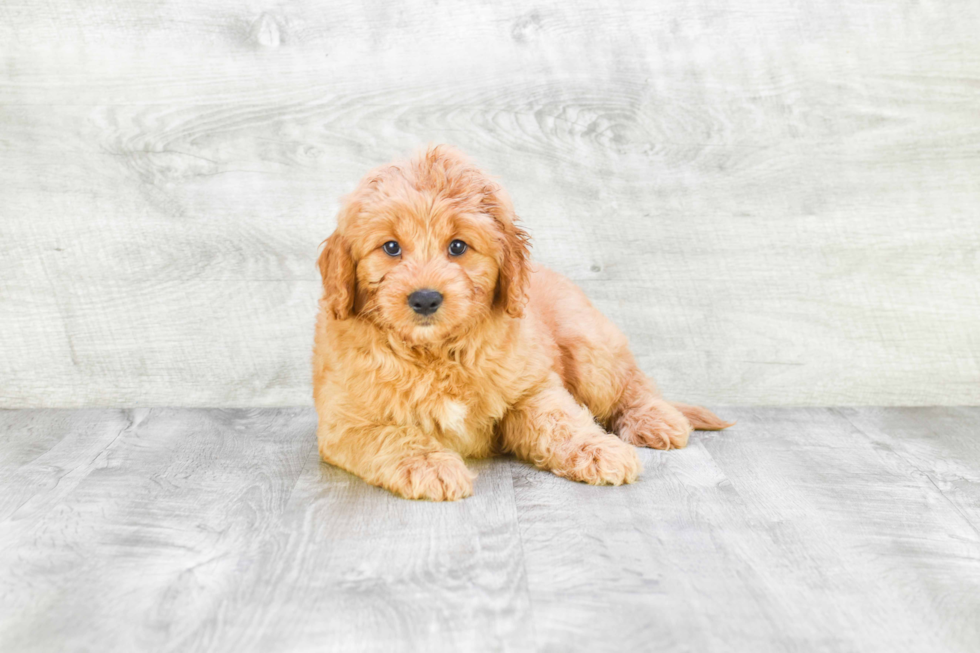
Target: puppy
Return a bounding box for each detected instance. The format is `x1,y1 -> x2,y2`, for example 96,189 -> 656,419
313,146 -> 732,500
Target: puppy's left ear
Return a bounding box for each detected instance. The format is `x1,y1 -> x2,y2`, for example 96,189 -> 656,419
482,184 -> 531,318
317,232 -> 356,320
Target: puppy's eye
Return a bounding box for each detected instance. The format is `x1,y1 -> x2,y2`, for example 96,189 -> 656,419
382,241 -> 401,257
448,239 -> 468,256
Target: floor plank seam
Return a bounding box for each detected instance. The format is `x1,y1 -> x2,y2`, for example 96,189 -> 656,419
832,408 -> 980,539
507,462 -> 540,653
280,410 -> 321,510
89,408 -> 138,465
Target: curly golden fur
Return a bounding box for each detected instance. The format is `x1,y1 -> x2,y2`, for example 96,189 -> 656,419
313,145 -> 732,500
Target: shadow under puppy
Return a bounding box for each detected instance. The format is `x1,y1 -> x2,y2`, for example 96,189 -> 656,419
314,145 -> 732,500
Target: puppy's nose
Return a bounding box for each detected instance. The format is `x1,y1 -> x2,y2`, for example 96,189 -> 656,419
408,289 -> 443,316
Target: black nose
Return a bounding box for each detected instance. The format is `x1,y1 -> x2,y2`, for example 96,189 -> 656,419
408,289 -> 443,316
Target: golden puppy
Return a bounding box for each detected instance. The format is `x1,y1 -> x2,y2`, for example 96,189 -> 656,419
313,146 -> 732,501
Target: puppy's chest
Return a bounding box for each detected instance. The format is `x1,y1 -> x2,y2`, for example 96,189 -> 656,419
397,362 -> 514,450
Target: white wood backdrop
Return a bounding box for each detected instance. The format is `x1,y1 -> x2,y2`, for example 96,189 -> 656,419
1,0 -> 978,408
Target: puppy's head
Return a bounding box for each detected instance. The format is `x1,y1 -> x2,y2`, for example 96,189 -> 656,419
318,146 -> 530,343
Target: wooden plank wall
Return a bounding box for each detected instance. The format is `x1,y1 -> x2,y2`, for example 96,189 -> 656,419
1,0 -> 978,407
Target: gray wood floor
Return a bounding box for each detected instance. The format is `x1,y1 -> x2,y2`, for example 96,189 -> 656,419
1,407 -> 978,652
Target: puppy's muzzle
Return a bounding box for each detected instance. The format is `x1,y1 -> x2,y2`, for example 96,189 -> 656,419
408,289 -> 443,316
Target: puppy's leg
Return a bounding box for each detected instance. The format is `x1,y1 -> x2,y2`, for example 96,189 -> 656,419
609,370 -> 694,450
318,419 -> 475,501
499,375 -> 640,485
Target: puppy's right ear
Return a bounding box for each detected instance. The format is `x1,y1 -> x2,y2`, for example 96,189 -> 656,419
317,232 -> 356,320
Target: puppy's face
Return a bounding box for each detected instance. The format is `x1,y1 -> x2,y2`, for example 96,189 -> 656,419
319,147 -> 529,344
350,201 -> 504,342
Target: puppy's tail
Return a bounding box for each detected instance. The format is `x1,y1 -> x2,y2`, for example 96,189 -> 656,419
670,402 -> 735,431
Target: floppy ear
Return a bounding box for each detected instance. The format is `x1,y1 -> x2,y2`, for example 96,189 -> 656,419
317,232 -> 356,320
497,220 -> 531,317
482,184 -> 531,318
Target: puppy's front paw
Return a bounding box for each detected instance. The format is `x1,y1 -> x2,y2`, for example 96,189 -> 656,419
618,402 -> 692,450
555,435 -> 641,486
387,451 -> 475,501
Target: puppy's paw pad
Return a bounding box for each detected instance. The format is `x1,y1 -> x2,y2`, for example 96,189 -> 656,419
389,451 -> 475,501
559,437 -> 641,486
619,406 -> 692,450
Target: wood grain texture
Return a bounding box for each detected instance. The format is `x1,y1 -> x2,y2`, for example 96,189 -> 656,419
2,407 -> 979,652
835,407 -> 980,532
1,0 -> 979,407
